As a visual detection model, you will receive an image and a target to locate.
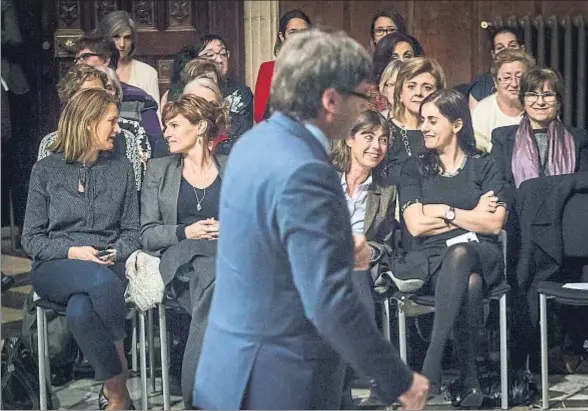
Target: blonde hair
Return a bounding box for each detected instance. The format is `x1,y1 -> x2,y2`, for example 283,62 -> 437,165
490,48 -> 536,81
162,94 -> 230,143
57,64 -> 108,103
183,77 -> 223,103
379,59 -> 404,94
393,57 -> 447,122
180,58 -> 221,85
49,88 -> 118,161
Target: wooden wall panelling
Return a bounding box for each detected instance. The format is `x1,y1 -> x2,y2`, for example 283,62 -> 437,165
347,1 -> 410,51
279,0 -> 347,33
412,1 -> 474,87
208,0 -> 245,82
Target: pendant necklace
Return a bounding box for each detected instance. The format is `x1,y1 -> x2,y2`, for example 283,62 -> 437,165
192,161 -> 214,211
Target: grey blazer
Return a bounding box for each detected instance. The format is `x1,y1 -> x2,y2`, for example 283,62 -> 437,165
339,172 -> 398,263
140,154 -> 228,256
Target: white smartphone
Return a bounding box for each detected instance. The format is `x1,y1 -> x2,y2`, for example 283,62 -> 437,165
446,232 -> 479,247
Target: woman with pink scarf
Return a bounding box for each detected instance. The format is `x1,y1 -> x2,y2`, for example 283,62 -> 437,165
491,67 -> 588,191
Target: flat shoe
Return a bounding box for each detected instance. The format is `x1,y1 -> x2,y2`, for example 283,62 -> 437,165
98,385 -> 109,410
459,387 -> 483,409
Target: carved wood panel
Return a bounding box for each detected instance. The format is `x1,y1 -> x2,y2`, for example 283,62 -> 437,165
58,0 -> 80,28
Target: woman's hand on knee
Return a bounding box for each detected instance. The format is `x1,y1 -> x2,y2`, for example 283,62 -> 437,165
67,246 -> 114,265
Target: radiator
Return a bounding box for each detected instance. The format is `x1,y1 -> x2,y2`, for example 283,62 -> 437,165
482,15 -> 586,129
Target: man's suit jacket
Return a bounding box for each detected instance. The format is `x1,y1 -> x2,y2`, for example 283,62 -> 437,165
193,112 -> 413,410
139,153 -> 227,285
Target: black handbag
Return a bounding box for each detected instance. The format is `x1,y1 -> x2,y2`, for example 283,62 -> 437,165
1,336 -> 52,410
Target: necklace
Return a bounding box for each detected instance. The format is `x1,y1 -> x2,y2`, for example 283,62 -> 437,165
190,161 -> 214,211
399,123 -> 412,157
440,154 -> 468,177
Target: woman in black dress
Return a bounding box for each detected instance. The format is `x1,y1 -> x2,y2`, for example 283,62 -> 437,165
385,57 -> 446,183
395,89 -> 507,408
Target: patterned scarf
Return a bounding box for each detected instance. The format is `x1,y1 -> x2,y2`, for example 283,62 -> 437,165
511,115 -> 576,188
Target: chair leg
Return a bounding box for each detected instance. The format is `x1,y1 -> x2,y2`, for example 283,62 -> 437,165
131,310 -> 138,373
8,190 -> 17,254
158,304 -> 170,410
37,307 -> 48,411
398,300 -> 407,363
382,298 -> 391,342
147,309 -> 156,394
139,311 -> 149,410
540,293 -> 549,410
499,295 -> 508,410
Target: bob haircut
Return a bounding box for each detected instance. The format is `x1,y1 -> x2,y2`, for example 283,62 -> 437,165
518,66 -> 564,107
49,88 -> 118,161
379,59 -> 405,95
162,94 -> 230,143
331,110 -> 391,174
490,48 -> 536,81
393,57 -> 447,121
97,10 -> 138,58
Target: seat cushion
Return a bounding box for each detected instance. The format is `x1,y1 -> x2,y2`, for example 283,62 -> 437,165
33,298 -> 67,314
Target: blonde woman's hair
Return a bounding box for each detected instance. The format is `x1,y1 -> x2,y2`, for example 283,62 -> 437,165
490,48 -> 536,81
379,59 -> 405,94
392,57 -> 447,122
180,58 -> 221,85
331,110 -> 390,174
162,94 -> 230,143
57,64 -> 108,103
183,77 -> 223,103
95,65 -> 123,102
48,88 -> 118,161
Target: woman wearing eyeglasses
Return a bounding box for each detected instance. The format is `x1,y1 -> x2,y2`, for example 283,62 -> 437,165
471,49 -> 535,152
491,67 -> 588,191
22,88 -> 139,410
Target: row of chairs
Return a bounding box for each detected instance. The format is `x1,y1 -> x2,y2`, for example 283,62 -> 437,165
377,230 -> 588,410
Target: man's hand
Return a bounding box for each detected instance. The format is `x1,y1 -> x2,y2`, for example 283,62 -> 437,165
352,234 -> 370,271
398,372 -> 429,410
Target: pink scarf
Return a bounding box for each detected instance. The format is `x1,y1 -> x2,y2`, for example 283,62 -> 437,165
511,115 -> 576,188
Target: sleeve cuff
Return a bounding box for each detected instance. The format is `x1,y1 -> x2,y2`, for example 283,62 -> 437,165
176,224 -> 187,241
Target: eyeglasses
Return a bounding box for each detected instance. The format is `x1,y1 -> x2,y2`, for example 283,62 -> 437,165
524,91 -> 557,104
199,49 -> 230,60
74,52 -> 101,64
497,75 -> 522,85
337,88 -> 371,102
373,27 -> 397,37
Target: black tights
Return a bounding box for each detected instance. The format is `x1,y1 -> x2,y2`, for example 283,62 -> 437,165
422,244 -> 484,389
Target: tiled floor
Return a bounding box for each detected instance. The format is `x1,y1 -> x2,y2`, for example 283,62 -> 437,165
2,231 -> 588,410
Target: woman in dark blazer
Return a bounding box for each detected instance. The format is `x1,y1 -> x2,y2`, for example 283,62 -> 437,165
140,94 -> 229,405
491,67 -> 588,192
332,110 -> 398,407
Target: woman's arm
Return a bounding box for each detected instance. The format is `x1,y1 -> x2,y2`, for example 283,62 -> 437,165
403,202 -> 459,237
109,162 -> 141,260
21,164 -> 74,260
140,161 -> 181,253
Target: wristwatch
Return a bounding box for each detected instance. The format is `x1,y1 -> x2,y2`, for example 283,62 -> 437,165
444,206 -> 456,224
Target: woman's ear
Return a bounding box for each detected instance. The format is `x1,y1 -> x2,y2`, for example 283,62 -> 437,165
345,135 -> 355,148
196,120 -> 209,137
453,118 -> 464,134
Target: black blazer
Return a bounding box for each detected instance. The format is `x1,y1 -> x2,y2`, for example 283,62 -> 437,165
490,124 -> 588,197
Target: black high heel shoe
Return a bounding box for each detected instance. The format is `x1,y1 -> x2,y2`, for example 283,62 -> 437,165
447,378 -> 484,409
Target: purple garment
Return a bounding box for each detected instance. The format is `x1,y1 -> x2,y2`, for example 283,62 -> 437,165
511,115 -> 576,188
120,82 -> 168,158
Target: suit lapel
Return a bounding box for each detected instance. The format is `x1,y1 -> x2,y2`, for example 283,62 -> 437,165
162,157 -> 182,225
364,184 -> 381,235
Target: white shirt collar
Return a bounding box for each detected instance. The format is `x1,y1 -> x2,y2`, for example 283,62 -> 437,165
303,122 -> 331,155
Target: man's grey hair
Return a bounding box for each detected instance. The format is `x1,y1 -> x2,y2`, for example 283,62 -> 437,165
270,29 -> 372,121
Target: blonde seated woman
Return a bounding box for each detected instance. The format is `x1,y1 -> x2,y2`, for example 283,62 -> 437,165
22,88 -> 140,410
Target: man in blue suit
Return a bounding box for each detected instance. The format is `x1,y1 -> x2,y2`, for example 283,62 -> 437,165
192,29 -> 429,410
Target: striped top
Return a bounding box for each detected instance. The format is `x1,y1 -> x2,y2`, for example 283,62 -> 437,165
21,151 -> 140,263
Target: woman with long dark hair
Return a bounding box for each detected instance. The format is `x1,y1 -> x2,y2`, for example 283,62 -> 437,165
253,9 -> 311,123
393,89 -> 507,408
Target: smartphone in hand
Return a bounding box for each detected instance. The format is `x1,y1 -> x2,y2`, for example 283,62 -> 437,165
97,249 -> 115,261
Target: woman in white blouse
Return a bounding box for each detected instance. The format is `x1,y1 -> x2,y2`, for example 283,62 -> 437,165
97,10 -> 160,105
